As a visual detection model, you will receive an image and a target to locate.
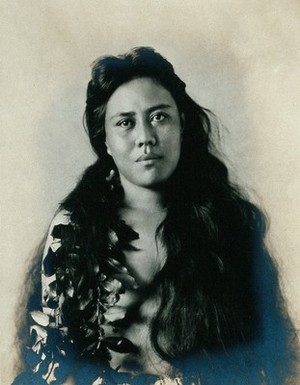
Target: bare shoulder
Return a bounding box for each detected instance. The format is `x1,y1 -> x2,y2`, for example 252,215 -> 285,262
50,209 -> 71,227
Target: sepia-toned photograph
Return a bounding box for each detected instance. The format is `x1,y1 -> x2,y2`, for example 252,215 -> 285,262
1,1 -> 300,384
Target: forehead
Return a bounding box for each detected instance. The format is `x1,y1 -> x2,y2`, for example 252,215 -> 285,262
105,77 -> 176,115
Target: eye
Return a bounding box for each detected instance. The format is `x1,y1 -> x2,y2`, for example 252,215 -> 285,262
117,119 -> 134,129
151,113 -> 166,123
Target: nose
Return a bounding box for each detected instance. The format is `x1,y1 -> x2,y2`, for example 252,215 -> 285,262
135,120 -> 157,148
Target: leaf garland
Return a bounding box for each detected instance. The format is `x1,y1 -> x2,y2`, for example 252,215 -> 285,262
26,216 -> 139,383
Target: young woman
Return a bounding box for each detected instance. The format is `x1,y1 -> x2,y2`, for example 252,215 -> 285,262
14,47 -> 298,385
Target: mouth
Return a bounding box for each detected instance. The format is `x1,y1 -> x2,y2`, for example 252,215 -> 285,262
136,153 -> 162,162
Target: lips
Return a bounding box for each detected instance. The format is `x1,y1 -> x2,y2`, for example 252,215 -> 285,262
136,153 -> 162,162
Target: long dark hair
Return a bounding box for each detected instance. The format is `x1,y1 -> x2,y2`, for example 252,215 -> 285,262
64,46 -> 297,357
17,47 -> 298,383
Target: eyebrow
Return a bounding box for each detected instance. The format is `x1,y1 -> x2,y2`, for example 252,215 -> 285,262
109,104 -> 173,121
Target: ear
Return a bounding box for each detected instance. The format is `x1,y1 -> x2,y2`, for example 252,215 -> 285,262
180,113 -> 185,135
105,141 -> 112,156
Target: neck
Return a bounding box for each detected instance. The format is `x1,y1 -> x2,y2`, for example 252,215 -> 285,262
120,177 -> 166,213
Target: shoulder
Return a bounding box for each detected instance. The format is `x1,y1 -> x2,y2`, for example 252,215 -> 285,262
51,209 -> 71,226
41,209 -> 79,303
42,209 -> 72,258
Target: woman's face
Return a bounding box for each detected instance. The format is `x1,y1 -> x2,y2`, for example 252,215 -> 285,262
104,77 -> 183,190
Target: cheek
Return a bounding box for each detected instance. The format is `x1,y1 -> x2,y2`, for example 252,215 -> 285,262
162,136 -> 181,172
105,135 -> 131,163
174,135 -> 183,165
174,141 -> 182,164
168,132 -> 182,156
105,132 -> 121,155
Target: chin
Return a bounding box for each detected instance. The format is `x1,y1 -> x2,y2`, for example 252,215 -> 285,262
136,177 -> 169,189
135,170 -> 175,188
